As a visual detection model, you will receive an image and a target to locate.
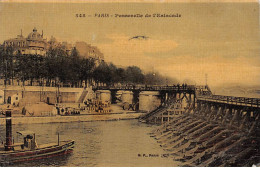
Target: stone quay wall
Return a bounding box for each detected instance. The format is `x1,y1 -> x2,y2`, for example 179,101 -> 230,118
0,113 -> 143,125
0,85 -> 83,105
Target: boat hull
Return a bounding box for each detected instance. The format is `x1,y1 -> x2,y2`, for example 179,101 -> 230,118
0,140 -> 74,166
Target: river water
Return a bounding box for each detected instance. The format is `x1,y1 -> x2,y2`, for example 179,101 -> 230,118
0,119 -> 179,167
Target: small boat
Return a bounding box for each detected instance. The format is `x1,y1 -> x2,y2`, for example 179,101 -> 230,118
0,109 -> 75,166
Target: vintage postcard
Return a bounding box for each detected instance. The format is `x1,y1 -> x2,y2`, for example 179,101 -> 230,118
0,0 -> 259,167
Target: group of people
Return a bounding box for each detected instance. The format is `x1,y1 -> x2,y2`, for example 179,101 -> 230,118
64,110 -> 80,115
175,83 -> 188,89
56,107 -> 81,115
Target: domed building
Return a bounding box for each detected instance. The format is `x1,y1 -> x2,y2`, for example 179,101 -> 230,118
3,27 -> 48,55
26,27 -> 47,55
2,28 -> 102,62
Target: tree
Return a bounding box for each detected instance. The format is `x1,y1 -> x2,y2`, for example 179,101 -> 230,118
79,58 -> 95,86
0,47 -> 15,85
1,45 -> 181,87
125,66 -> 144,84
115,68 -> 126,84
93,61 -> 112,85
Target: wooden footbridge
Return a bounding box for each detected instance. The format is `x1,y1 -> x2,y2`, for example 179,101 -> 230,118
131,84 -> 260,167
94,84 -> 260,110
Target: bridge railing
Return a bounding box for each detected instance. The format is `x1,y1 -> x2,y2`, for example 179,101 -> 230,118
93,85 -> 198,91
197,94 -> 260,107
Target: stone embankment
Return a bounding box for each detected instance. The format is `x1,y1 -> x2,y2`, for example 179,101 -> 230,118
0,112 -> 143,125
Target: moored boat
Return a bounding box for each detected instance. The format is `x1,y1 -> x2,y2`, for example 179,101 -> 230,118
0,109 -> 75,166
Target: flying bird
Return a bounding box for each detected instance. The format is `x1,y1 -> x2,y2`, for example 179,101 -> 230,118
129,36 -> 149,41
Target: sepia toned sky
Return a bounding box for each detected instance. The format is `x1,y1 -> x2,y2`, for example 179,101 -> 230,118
0,2 -> 259,87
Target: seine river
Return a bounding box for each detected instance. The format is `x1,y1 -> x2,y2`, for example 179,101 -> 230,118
0,119 -> 179,167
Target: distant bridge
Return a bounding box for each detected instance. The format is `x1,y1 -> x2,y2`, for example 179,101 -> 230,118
197,94 -> 260,108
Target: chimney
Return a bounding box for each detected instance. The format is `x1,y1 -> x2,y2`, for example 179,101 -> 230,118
5,109 -> 12,151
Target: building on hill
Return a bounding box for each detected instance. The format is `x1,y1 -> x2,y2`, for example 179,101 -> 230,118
2,28 -> 73,56
3,27 -> 48,55
0,28 -> 106,87
47,36 -> 73,54
2,28 -> 103,62
75,41 -> 104,63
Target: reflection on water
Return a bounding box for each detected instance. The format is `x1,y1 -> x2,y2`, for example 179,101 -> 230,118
0,120 -> 178,167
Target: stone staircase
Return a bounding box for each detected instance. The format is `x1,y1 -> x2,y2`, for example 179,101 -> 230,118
77,89 -> 88,103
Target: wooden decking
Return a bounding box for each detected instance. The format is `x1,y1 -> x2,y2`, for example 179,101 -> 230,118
197,95 -> 260,108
